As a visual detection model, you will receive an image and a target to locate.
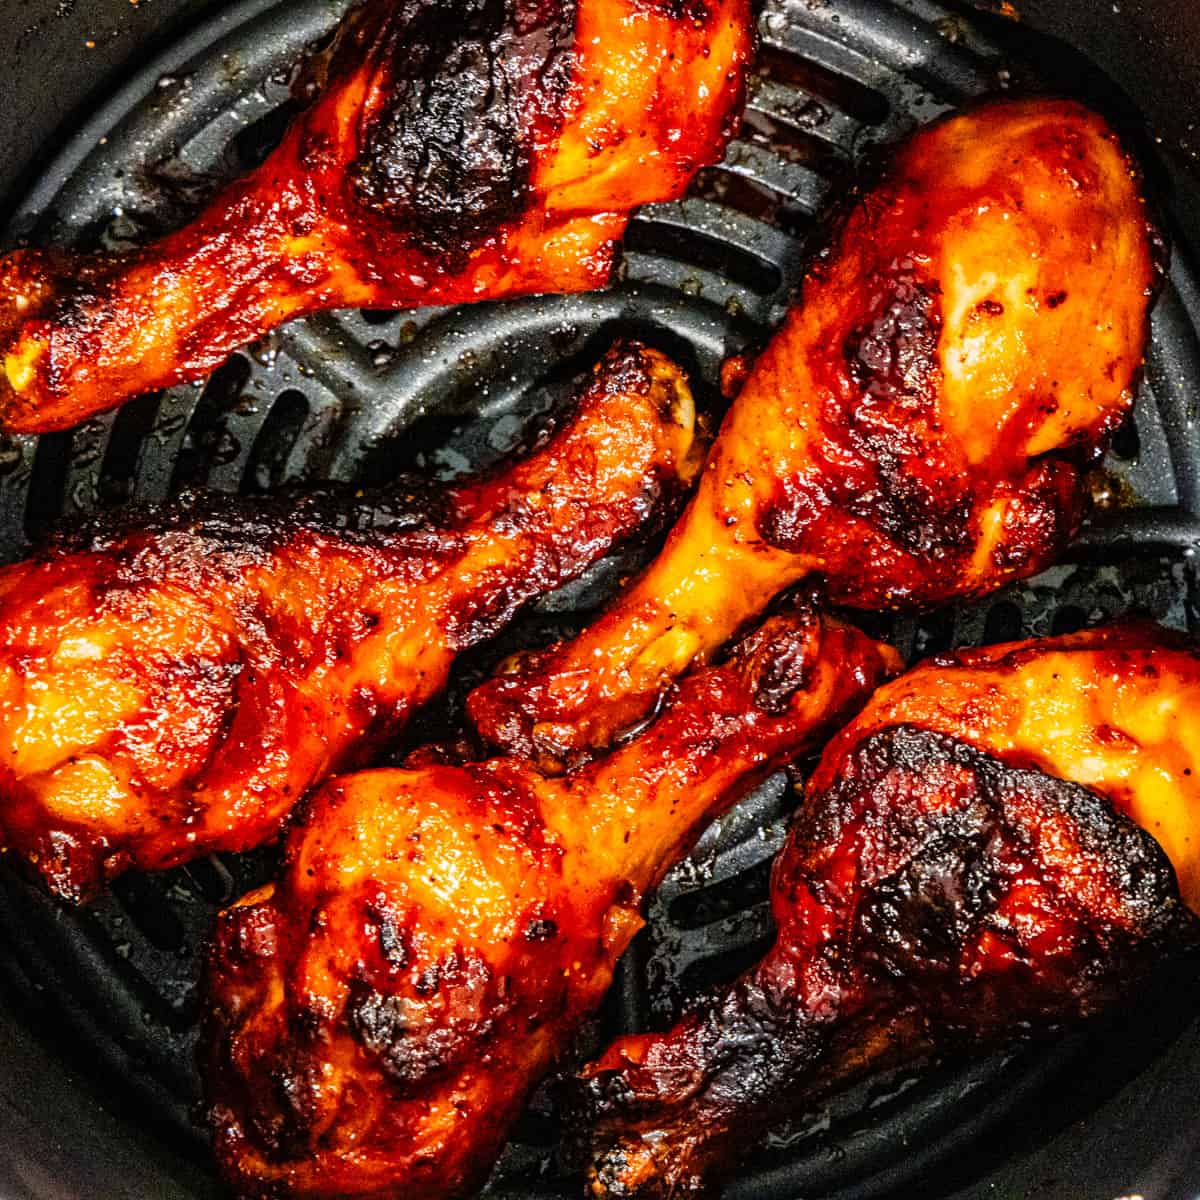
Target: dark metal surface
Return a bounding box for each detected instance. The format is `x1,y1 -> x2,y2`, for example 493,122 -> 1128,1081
0,2 -> 1199,1199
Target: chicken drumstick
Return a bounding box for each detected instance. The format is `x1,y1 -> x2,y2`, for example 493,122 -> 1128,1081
0,0 -> 751,432
577,623 -> 1200,1198
469,98 -> 1160,768
0,342 -> 697,902
202,609 -> 899,1199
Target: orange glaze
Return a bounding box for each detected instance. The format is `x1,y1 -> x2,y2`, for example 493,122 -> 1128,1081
202,609 -> 897,1200
467,97 -> 1160,768
0,0 -> 752,432
576,622 -> 1200,1199
0,342 -> 698,901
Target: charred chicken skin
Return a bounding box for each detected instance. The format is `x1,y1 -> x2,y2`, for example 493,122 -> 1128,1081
0,0 -> 751,433
468,98 -> 1160,768
577,623 -> 1200,1198
0,342 -> 698,902
202,609 -> 899,1199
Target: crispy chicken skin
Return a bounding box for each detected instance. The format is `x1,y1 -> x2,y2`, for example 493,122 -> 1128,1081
0,0 -> 751,432
576,623 -> 1200,1198
0,342 -> 698,902
202,610 -> 899,1200
468,98 -> 1160,768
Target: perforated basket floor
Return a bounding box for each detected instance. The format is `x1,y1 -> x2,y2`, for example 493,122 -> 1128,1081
1,2 -> 1199,1199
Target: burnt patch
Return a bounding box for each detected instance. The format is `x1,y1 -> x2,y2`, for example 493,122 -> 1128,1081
843,269 -> 942,406
352,0 -> 577,254
843,455 -> 974,560
524,916 -> 559,942
764,266 -> 974,564
754,475 -> 825,555
803,724 -> 1196,1030
347,952 -> 496,1091
735,611 -> 819,714
366,895 -> 412,968
588,342 -> 656,399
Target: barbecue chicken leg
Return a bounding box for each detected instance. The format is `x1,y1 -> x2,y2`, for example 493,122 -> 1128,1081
0,341 -> 697,902
469,98 -> 1160,768
202,609 -> 899,1199
576,623 -> 1200,1198
0,0 -> 751,432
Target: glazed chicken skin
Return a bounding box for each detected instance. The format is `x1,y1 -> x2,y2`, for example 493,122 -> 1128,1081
202,609 -> 899,1200
0,0 -> 751,432
577,623 -> 1200,1198
0,342 -> 698,902
468,98 -> 1160,768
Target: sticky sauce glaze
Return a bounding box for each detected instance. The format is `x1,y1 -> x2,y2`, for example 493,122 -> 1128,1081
577,622 -> 1200,1200
203,611 -> 898,1199
0,343 -> 696,900
811,622 -> 1200,910
0,0 -> 752,432
468,97 -> 1160,767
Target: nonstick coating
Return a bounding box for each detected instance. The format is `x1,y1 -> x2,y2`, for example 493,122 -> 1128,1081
1,3 -> 1200,1200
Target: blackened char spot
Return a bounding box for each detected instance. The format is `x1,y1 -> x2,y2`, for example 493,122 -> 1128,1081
843,268 -> 941,405
352,0 -> 577,254
524,916 -> 558,941
347,955 -> 496,1091
735,610 -> 819,714
805,725 -> 1196,1030
755,475 -> 824,555
836,269 -> 973,558
367,896 -> 411,967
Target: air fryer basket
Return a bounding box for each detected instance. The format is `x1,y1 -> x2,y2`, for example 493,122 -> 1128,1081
0,2 -> 1199,1199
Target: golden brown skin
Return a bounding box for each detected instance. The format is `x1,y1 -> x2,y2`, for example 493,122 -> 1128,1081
202,609 -> 899,1199
0,342 -> 698,902
0,0 -> 752,432
576,624 -> 1200,1198
468,97 -> 1160,768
